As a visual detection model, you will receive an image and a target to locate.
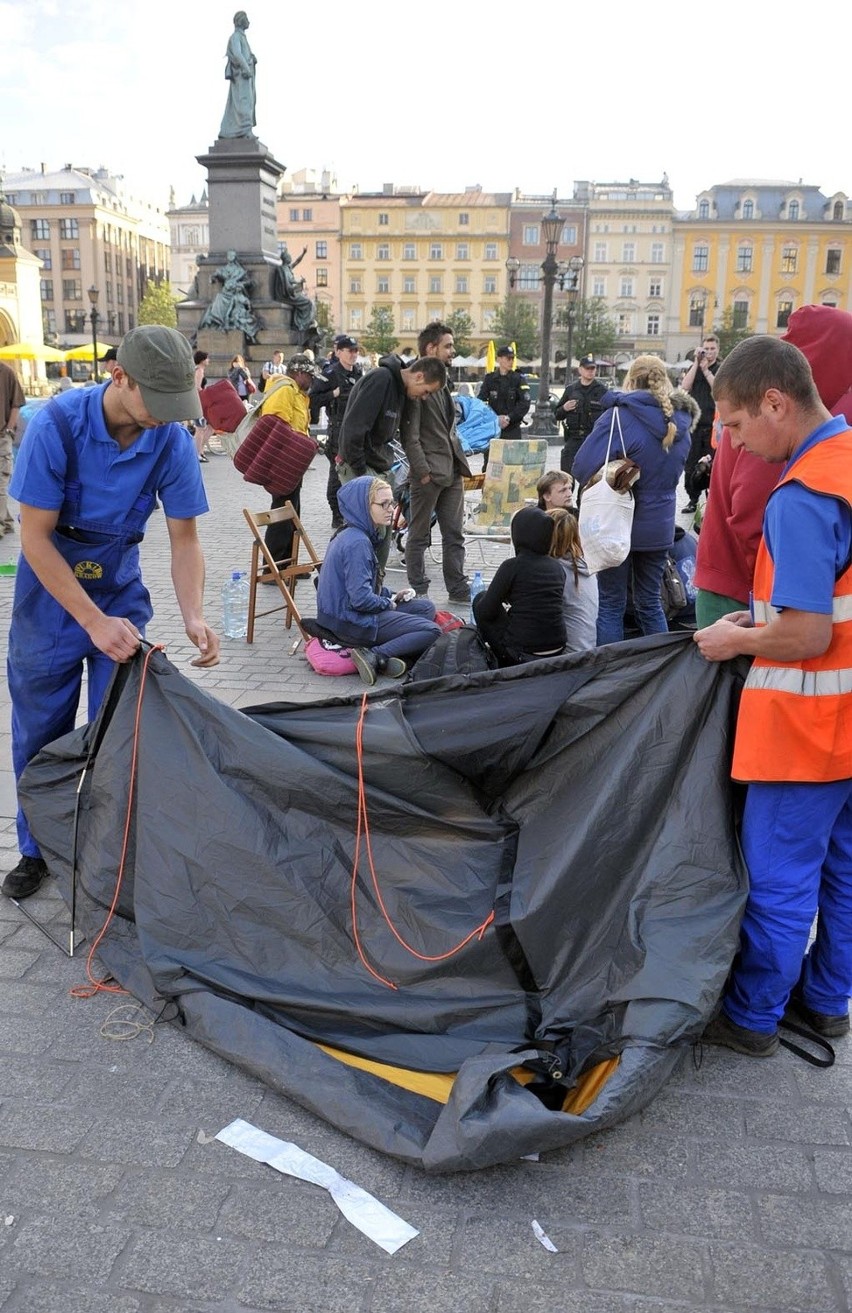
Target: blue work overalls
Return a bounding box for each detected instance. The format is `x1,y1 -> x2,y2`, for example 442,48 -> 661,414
8,402 -> 172,858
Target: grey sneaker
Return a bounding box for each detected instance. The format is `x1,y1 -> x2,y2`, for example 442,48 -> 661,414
702,1012 -> 779,1057
784,990 -> 850,1038
351,648 -> 378,686
2,855 -> 49,900
378,656 -> 407,679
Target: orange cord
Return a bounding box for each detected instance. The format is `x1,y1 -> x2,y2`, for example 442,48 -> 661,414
350,693 -> 494,988
71,644 -> 165,999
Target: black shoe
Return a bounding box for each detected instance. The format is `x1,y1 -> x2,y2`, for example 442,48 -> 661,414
448,590 -> 471,604
784,989 -> 850,1038
681,501 -> 697,514
2,856 -> 49,900
351,648 -> 378,686
702,1012 -> 779,1057
377,656 -> 407,679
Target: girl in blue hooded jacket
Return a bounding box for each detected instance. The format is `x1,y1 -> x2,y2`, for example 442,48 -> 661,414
572,355 -> 698,644
316,475 -> 441,684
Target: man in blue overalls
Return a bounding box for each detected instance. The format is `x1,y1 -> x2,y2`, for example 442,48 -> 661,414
3,325 -> 220,901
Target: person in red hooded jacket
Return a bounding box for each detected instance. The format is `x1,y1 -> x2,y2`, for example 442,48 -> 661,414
694,305 -> 852,626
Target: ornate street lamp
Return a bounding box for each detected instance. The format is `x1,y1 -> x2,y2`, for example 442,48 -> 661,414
505,256 -> 520,289
562,255 -> 585,384
87,285 -> 100,382
529,199 -> 564,436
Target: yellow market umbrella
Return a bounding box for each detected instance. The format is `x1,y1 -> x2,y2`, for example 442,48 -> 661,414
0,340 -> 66,362
485,340 -> 496,373
64,342 -> 114,361
510,341 -> 518,364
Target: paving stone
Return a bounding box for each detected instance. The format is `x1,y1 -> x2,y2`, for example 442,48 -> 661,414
3,1157 -> 123,1215
744,1102 -> 850,1145
58,1067 -> 180,1119
214,1178 -> 338,1246
5,1215 -> 130,1279
580,1232 -> 706,1300
155,1072 -> 266,1123
369,1266 -> 496,1313
0,1104 -> 93,1153
813,1147 -> 852,1193
692,1139 -> 814,1192
0,1054 -> 77,1100
494,1291 -> 633,1313
576,1129 -> 691,1180
4,1285 -> 141,1312
235,1249 -> 379,1312
0,947 -> 41,978
76,1117 -> 196,1168
637,1179 -> 756,1240
709,1240 -> 837,1311
108,1169 -> 232,1229
756,1194 -> 852,1251
636,1091 -> 746,1139
117,1233 -> 247,1301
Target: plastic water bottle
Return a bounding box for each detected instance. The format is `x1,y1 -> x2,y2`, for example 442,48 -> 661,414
222,571 -> 249,639
469,570 -> 485,625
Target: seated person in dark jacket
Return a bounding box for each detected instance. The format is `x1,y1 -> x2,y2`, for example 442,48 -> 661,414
472,507 -> 566,666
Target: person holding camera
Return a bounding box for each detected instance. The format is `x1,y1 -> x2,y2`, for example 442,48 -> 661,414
680,334 -> 721,512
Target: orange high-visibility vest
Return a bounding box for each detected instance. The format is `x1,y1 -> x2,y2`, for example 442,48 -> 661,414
732,429 -> 852,783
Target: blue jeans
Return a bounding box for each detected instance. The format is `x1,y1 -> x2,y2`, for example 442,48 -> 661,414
724,779 -> 852,1032
596,549 -> 669,645
372,598 -> 441,660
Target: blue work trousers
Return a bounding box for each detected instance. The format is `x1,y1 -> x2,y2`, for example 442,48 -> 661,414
724,779 -> 852,1032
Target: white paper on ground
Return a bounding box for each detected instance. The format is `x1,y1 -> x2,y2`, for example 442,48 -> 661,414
216,1118 -> 419,1255
531,1219 -> 558,1252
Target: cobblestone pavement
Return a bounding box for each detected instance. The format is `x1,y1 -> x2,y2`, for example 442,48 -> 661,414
1,440 -> 851,1313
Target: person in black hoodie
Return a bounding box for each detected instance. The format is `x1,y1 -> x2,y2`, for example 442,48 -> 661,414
472,507 -> 566,666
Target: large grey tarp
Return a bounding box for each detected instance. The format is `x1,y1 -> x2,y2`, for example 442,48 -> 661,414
20,633 -> 747,1171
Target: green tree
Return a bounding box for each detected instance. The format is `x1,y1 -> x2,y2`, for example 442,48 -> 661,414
556,297 -> 619,363
444,310 -> 475,358
362,306 -> 398,355
713,306 -> 754,358
315,301 -> 335,338
137,280 -> 178,328
490,294 -> 540,359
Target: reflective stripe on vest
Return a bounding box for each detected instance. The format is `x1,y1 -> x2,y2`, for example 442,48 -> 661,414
745,665 -> 852,697
752,595 -> 852,625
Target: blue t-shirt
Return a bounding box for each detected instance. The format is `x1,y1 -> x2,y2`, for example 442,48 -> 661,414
763,416 -> 852,615
10,383 -> 209,524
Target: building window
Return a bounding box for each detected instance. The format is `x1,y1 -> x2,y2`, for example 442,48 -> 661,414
456,243 -> 469,260
316,268 -> 328,287
561,224 -> 577,244
592,276 -> 606,297
127,313 -> 135,331
64,310 -> 85,333
646,313 -> 661,336
617,313 -> 632,336
31,218 -> 50,241
776,300 -> 793,328
732,299 -> 749,329
827,249 -> 842,275
350,243 -> 363,259
788,200 -> 799,221
651,242 -> 664,263
117,283 -> 123,304
105,281 -> 113,302
781,245 -> 798,274
649,277 -> 662,298
289,208 -> 299,222
62,278 -> 82,301
689,296 -> 706,328
377,276 -> 390,294
619,277 -> 634,297
518,264 -> 539,291
429,242 -> 443,260
594,241 -> 608,262
42,309 -> 56,337
403,276 -> 416,293
459,213 -> 469,226
622,242 -> 635,262
484,242 -> 497,260
698,200 -> 709,219
377,243 -> 390,260
523,225 -> 540,245
378,213 -> 389,226
59,191 -> 75,205
742,200 -> 754,220
402,309 -> 416,330
34,247 -> 51,269
429,275 -> 442,293
822,298 -> 839,308
483,275 -> 497,294
39,279 -> 53,300
483,309 -> 496,329
736,244 -> 753,273
126,257 -> 132,278
349,309 -> 362,330
299,208 -> 311,221
834,201 -> 845,221
399,242 -> 415,261
316,240 -> 327,259
104,251 -> 112,272
349,278 -> 362,293
455,275 -> 468,293
61,247 -> 81,270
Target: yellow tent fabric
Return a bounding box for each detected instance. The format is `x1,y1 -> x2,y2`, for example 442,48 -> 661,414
485,340 -> 496,373
510,341 -> 518,363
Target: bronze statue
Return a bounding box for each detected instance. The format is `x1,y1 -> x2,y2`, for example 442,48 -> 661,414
219,11 -> 257,139
199,251 -> 260,341
272,244 -> 315,332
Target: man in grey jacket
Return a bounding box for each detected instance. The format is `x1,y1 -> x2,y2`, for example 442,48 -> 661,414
401,322 -> 472,602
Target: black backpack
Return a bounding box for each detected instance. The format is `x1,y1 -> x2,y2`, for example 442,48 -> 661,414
408,625 -> 498,682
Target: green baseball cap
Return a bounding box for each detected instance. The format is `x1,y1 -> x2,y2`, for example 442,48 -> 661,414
116,326 -> 198,422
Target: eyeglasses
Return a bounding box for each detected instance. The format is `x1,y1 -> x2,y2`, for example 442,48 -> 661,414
372,499 -> 394,509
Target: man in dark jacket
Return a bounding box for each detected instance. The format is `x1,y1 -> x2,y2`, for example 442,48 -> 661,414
554,354 -> 607,474
401,322 -> 472,603
479,346 -> 530,437
309,334 -> 362,528
680,334 -> 722,511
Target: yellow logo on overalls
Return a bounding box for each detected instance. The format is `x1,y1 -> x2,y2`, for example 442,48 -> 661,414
74,560 -> 104,581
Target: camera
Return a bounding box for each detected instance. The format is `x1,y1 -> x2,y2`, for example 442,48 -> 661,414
696,349 -> 707,360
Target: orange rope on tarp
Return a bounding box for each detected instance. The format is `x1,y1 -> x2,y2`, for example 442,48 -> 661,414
71,644 -> 165,1000
350,692 -> 495,989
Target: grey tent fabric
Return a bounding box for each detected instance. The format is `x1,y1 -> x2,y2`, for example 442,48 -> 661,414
20,633 -> 747,1172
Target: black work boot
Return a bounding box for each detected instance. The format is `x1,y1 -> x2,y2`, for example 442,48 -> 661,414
2,856 -> 50,900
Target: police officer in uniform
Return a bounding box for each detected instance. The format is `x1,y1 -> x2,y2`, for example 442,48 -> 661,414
309,334 -> 363,528
554,354 -> 608,474
479,346 -> 531,439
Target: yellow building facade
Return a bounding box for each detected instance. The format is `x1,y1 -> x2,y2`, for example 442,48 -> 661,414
339,188 -> 511,352
670,181 -> 852,358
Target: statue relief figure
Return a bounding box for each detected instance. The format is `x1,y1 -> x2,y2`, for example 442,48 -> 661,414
272,244 -> 315,332
219,11 -> 257,140
199,251 -> 260,341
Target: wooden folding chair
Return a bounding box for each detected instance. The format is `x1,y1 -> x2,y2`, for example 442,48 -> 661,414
243,503 -> 322,644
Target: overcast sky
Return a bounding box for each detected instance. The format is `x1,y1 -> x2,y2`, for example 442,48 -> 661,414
3,0 -> 847,215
